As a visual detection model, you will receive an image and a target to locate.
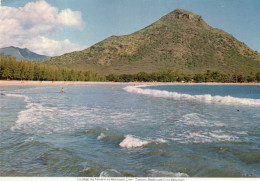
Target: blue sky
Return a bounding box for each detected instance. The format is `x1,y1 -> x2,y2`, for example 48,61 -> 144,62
1,0 -> 259,56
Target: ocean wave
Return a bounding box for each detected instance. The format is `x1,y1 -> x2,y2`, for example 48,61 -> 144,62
99,169 -> 123,177
123,85 -> 260,106
81,167 -> 101,177
177,113 -> 224,127
147,169 -> 189,177
7,93 -> 51,133
119,135 -> 150,148
9,95 -> 86,134
155,138 -> 168,143
5,93 -> 30,102
12,99 -> 134,135
85,127 -> 109,135
85,127 -> 125,144
209,132 -> 238,142
24,137 -> 34,142
97,133 -> 107,140
119,135 -> 167,149
10,102 -> 55,133
170,131 -> 239,144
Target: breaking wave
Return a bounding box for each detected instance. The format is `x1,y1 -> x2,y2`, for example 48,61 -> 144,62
6,93 -> 30,102
119,135 -> 167,149
99,169 -> 123,177
119,135 -> 150,148
147,169 -> 189,177
170,130 -> 239,144
123,85 -> 260,106
97,133 -> 107,140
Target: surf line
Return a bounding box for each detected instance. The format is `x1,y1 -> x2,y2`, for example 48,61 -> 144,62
5,93 -> 30,103
123,85 -> 260,106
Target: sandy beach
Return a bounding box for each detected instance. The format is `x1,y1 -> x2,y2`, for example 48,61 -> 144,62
0,80 -> 124,86
0,80 -> 260,86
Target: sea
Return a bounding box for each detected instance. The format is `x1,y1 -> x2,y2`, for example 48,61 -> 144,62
0,84 -> 260,177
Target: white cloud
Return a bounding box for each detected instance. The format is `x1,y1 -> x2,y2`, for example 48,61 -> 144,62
57,9 -> 84,30
0,0 -> 85,56
23,36 -> 87,56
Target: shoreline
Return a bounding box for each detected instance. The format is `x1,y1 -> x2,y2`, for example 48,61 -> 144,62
0,80 -> 260,86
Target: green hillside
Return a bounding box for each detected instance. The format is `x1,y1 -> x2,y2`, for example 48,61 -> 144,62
44,9 -> 260,75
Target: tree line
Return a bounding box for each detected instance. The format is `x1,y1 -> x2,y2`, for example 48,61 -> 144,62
106,70 -> 260,83
0,54 -> 105,81
1,54 -> 259,83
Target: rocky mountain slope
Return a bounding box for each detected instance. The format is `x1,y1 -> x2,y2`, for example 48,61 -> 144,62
45,9 -> 260,75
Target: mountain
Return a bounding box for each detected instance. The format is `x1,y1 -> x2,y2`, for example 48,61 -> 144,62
0,46 -> 50,61
45,9 -> 260,75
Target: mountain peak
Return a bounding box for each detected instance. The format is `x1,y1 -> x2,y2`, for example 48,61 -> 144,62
163,9 -> 202,22
45,9 -> 260,75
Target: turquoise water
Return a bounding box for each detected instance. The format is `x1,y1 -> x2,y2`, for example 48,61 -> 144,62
0,84 -> 260,177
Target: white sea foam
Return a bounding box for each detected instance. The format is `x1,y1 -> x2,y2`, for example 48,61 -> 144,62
119,135 -> 150,148
10,96 -> 134,134
179,113 -> 208,125
155,138 -> 168,143
83,167 -> 91,172
24,137 -> 34,142
119,135 -> 167,148
6,93 -> 30,102
170,131 -> 239,144
209,132 -> 238,142
123,85 -> 260,106
147,169 -> 189,177
7,93 -> 48,132
233,131 -> 248,135
97,133 -> 107,140
178,113 -> 224,127
185,132 -> 213,143
99,169 -> 123,177
10,102 -> 54,132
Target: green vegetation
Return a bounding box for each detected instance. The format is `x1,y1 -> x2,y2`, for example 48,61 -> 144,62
106,70 -> 260,83
43,9 -> 260,75
0,54 -> 104,81
1,54 -> 259,83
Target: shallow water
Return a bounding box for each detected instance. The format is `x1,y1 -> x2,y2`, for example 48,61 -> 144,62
0,84 -> 259,177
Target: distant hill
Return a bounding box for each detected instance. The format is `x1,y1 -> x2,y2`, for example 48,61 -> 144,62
0,46 -> 50,61
45,9 -> 260,75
